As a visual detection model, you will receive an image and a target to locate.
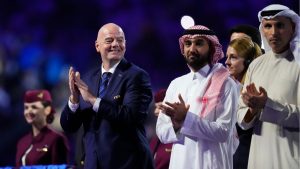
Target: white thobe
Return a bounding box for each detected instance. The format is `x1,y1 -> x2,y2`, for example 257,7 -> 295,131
156,63 -> 238,169
237,50 -> 300,169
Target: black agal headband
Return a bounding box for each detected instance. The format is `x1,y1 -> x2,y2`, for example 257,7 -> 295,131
183,29 -> 216,36
260,10 -> 283,17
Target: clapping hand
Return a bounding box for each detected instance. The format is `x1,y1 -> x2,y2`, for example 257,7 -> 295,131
69,67 -> 80,103
242,83 -> 268,109
69,68 -> 96,105
241,83 -> 268,120
159,94 -> 190,130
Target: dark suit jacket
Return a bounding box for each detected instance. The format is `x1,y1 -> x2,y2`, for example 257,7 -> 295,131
60,59 -> 154,169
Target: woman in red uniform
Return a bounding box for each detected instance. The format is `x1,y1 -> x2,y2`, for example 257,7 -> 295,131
149,89 -> 173,169
15,89 -> 70,166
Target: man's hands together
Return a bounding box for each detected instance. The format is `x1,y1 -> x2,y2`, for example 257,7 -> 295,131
158,94 -> 190,131
241,83 -> 268,122
68,67 -> 96,105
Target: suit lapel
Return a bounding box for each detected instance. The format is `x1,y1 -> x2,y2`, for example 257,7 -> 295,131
91,70 -> 102,97
106,59 -> 130,97
80,69 -> 101,109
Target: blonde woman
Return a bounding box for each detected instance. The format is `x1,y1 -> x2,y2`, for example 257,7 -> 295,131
225,37 -> 262,169
226,37 -> 262,84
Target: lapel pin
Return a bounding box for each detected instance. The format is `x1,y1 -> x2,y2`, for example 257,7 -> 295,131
36,145 -> 48,152
113,95 -> 121,100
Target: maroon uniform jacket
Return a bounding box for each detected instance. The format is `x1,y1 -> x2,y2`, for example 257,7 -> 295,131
150,136 -> 172,169
15,126 -> 69,167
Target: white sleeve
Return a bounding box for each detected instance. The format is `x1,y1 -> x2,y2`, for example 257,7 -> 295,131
156,80 -> 184,144
180,79 -> 238,142
92,98 -> 101,112
156,112 -> 181,143
237,69 -> 259,130
259,98 -> 300,128
68,99 -> 79,112
237,96 -> 259,130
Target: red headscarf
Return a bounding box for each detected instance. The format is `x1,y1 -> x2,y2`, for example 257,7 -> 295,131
179,25 -> 224,65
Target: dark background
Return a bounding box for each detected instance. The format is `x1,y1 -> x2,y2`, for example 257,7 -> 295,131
0,0 -> 298,166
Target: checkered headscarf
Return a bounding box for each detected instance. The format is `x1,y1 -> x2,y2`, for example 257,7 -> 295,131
179,25 -> 224,65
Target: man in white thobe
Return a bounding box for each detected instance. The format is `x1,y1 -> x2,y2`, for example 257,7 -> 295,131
237,4 -> 300,169
156,25 -> 239,169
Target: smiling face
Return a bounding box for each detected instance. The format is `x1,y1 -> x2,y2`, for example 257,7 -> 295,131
182,36 -> 210,71
262,16 -> 295,53
95,23 -> 126,67
24,101 -> 50,126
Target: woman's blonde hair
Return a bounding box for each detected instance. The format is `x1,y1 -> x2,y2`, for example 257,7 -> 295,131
229,37 -> 262,83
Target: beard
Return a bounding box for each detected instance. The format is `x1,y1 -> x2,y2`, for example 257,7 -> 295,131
184,53 -> 210,71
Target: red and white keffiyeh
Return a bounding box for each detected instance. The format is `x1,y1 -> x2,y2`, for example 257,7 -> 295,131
179,25 -> 224,65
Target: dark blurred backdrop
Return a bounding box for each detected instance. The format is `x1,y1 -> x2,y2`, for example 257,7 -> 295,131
0,0 -> 298,166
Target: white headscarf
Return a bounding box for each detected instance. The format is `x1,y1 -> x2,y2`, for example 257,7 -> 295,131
258,4 -> 300,66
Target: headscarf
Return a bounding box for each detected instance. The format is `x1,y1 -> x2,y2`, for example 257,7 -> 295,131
258,4 -> 300,65
179,25 -> 224,65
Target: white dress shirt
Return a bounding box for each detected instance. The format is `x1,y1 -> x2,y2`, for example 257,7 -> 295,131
68,61 -> 120,112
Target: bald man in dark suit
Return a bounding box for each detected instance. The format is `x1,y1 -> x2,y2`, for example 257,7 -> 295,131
60,23 -> 154,169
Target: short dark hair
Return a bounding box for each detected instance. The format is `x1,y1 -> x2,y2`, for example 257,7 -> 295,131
229,24 -> 261,47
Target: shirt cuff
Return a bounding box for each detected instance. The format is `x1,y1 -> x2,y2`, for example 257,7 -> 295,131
259,99 -> 282,123
68,99 -> 79,112
92,98 -> 101,112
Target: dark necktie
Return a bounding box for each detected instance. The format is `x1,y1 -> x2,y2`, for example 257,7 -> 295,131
99,72 -> 112,98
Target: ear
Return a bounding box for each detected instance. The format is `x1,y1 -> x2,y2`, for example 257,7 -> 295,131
44,106 -> 51,116
95,40 -> 99,52
291,21 -> 296,33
